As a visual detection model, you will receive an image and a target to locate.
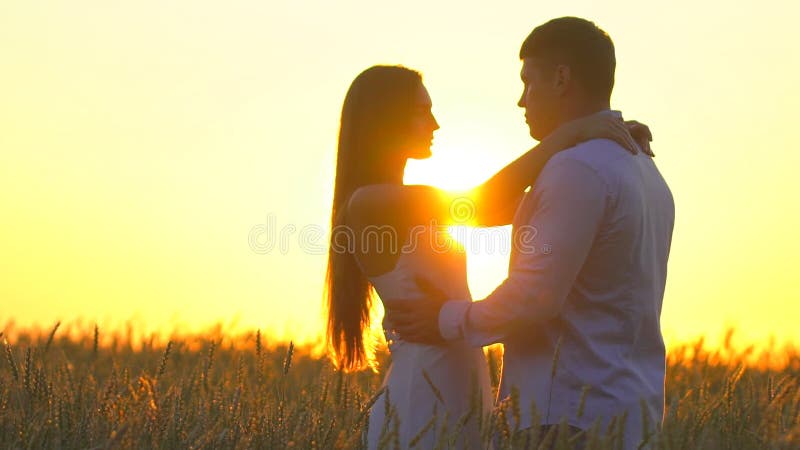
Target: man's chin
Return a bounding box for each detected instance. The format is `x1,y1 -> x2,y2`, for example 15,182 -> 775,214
528,124 -> 551,142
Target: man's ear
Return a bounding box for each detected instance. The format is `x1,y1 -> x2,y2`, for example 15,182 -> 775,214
553,64 -> 571,96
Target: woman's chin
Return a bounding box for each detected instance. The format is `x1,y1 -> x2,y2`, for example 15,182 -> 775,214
407,145 -> 433,160
408,150 -> 432,160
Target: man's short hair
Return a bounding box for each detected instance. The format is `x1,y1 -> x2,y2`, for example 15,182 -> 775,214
520,17 -> 616,101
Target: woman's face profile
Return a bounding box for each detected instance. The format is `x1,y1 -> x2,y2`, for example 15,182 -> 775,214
402,83 -> 439,160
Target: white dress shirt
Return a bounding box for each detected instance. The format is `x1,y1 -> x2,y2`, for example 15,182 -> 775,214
439,131 -> 675,449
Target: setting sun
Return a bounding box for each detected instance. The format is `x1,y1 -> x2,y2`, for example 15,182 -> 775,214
2,3 -> 800,448
1,0 -> 798,354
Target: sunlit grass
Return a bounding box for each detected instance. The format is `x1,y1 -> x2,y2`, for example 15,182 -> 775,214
0,322 -> 798,449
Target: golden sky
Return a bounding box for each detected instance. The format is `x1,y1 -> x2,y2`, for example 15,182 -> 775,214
1,1 -> 798,350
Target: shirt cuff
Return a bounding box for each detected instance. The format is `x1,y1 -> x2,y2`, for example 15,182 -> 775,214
438,300 -> 471,341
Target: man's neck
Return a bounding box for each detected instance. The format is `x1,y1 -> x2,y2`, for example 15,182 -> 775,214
554,99 -> 612,129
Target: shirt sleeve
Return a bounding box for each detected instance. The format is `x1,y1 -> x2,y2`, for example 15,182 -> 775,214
438,156 -> 609,347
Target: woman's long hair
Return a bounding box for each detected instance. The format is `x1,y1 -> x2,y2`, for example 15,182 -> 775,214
326,66 -> 422,372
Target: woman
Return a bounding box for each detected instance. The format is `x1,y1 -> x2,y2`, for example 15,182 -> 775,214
325,65 -> 650,449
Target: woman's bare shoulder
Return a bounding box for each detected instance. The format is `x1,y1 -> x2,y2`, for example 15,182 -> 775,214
346,184 -> 443,226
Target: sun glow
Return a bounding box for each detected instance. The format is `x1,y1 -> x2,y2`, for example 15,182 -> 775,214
1,1 -> 799,351
404,156 -> 483,192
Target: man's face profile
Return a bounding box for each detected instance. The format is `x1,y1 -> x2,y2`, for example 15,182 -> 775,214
518,57 -> 559,141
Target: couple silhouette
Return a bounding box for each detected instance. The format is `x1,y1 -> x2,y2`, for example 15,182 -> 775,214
325,16 -> 673,450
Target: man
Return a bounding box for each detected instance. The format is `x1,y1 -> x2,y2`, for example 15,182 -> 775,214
387,17 -> 675,449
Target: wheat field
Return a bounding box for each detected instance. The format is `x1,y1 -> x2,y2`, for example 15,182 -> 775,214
1,323 -> 798,449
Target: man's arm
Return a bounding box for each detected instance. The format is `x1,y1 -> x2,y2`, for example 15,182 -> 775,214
439,156 -> 609,347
